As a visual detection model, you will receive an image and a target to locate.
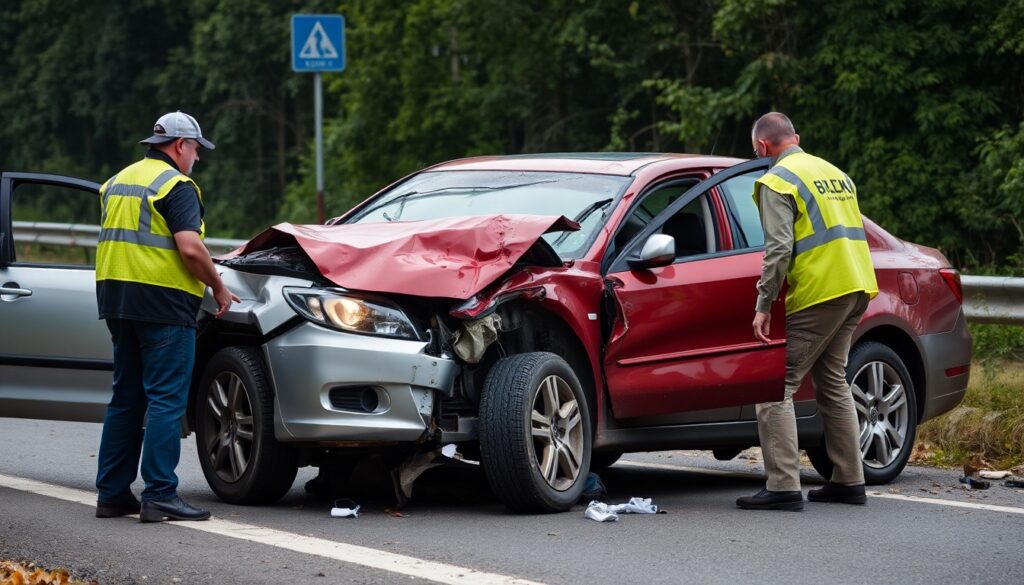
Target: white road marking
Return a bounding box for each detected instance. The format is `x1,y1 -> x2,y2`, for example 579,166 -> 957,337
867,492 -> 1024,515
615,460 -> 1024,516
0,473 -> 547,585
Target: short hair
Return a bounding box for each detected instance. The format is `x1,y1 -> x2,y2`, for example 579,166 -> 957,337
752,112 -> 796,145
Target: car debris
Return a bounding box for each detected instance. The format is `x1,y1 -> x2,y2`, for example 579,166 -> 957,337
391,448 -> 448,508
584,497 -> 660,522
959,476 -> 991,490
978,470 -> 1012,480
330,498 -> 360,518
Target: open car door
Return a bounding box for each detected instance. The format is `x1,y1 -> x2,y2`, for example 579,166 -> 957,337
0,172 -> 111,423
602,159 -> 786,421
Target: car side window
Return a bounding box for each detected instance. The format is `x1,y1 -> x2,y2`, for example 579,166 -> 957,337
10,181 -> 99,267
717,171 -> 766,249
611,177 -> 700,256
657,194 -> 715,260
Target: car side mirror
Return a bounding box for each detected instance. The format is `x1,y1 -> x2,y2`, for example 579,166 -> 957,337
627,233 -> 675,270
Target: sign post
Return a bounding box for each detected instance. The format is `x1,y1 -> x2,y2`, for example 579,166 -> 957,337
291,14 -> 345,224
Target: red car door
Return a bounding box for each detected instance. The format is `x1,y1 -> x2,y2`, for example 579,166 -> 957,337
602,159 -> 786,420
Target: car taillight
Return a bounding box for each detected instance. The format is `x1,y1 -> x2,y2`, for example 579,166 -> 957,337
939,269 -> 963,304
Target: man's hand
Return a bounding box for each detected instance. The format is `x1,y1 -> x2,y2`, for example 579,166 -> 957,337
212,284 -> 241,318
753,311 -> 771,344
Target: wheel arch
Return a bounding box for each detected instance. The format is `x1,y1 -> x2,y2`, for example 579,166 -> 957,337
854,325 -> 926,421
186,319 -> 270,434
496,301 -> 598,427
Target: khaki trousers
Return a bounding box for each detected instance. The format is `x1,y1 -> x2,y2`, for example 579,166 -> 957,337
756,291 -> 869,491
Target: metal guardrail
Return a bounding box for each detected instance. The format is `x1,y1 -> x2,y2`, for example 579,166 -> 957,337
11,222 -> 1023,324
11,221 -> 246,255
961,275 -> 1024,325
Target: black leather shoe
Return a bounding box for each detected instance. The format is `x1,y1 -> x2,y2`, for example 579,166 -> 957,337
736,487 -> 804,511
96,492 -> 141,518
808,482 -> 867,504
139,495 -> 211,522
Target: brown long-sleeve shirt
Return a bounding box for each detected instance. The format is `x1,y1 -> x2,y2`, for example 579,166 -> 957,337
754,146 -> 802,314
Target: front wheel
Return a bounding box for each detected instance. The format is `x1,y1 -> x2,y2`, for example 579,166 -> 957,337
806,341 -> 917,485
479,352 -> 592,513
195,346 -> 298,504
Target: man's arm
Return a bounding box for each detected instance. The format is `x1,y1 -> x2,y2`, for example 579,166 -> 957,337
752,184 -> 796,342
174,231 -> 239,317
159,183 -> 239,317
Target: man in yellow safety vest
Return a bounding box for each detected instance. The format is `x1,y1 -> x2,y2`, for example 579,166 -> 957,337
94,111 -> 239,522
736,112 -> 878,511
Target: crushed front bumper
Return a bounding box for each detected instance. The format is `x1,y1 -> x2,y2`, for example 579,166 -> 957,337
264,321 -> 459,443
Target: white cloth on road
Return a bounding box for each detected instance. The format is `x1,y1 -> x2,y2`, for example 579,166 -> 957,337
584,497 -> 658,522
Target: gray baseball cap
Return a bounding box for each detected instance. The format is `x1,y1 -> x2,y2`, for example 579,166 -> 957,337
140,111 -> 215,150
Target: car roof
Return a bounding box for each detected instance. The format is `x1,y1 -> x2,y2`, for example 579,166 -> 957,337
425,153 -> 748,176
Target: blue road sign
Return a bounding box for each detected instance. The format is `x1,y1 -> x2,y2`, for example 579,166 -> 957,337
292,14 -> 345,72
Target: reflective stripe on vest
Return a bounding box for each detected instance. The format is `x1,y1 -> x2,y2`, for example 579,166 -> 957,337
767,166 -> 867,256
99,168 -> 181,248
96,158 -> 206,297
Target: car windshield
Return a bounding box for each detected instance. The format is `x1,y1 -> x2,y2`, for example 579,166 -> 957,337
345,170 -> 632,259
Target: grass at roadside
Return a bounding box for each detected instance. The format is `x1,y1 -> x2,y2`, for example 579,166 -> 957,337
914,323 -> 1024,470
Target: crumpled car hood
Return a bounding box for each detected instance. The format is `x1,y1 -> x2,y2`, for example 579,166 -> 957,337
227,214 -> 579,299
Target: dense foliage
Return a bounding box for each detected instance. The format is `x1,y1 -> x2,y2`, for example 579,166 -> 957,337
1,0 -> 1021,270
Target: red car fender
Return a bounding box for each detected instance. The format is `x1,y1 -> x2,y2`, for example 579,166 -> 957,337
450,262 -> 610,423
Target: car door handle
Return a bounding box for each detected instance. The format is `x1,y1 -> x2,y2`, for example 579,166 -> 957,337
0,285 -> 32,297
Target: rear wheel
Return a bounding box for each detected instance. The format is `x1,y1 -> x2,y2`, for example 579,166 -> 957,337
479,352 -> 592,513
806,341 -> 917,485
195,346 -> 298,504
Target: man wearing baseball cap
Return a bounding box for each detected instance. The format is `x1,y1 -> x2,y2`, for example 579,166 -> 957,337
94,111 -> 239,523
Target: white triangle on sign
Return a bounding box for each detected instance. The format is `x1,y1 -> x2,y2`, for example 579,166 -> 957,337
299,21 -> 339,59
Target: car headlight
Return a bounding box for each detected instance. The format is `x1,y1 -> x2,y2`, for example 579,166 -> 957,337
284,287 -> 419,340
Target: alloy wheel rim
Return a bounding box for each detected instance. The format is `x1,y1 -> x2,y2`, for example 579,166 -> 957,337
203,372 -> 255,483
850,360 -> 909,469
529,375 -> 585,491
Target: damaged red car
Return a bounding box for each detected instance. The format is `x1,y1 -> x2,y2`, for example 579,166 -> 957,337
201,152 -> 972,512
0,153 -> 972,513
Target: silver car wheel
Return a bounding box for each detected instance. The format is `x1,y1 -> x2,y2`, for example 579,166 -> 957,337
203,371 -> 255,483
850,360 -> 909,469
530,374 -> 584,491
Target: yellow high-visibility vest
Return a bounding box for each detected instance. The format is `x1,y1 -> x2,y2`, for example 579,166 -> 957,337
754,151 -> 878,315
96,157 -> 206,297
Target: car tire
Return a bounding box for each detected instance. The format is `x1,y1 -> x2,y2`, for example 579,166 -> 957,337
806,341 -> 918,485
479,352 -> 592,513
195,346 -> 298,504
589,451 -> 622,472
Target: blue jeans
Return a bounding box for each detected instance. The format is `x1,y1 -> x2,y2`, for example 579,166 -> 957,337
96,319 -> 195,502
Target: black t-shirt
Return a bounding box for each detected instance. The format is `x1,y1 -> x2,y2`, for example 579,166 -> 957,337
96,151 -> 206,327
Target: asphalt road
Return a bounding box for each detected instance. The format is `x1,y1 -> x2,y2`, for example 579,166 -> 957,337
2,417 -> 1023,585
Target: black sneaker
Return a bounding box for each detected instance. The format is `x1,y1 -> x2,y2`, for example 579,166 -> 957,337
736,487 -> 804,511
96,492 -> 141,518
139,495 -> 211,523
807,482 -> 867,504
